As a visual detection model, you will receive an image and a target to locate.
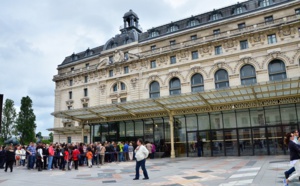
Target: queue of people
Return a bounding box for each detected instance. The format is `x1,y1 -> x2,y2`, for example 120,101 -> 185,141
0,140 -> 156,176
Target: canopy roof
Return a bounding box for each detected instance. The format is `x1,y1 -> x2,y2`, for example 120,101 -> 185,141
52,77 -> 300,124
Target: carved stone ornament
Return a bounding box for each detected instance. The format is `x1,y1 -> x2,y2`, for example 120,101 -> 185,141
113,50 -> 125,63
224,40 -> 235,49
130,78 -> 138,88
66,100 -> 73,106
178,51 -> 189,62
99,84 -> 106,94
81,97 -> 89,104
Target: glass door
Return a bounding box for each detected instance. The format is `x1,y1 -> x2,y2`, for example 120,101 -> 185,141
238,128 -> 253,156
252,127 -> 268,155
267,126 -> 284,155
199,131 -> 211,157
187,131 -> 211,157
187,132 -> 197,157
212,130 -> 225,156
224,130 -> 238,156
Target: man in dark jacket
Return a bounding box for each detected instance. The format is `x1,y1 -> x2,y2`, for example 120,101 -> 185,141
0,146 -> 5,169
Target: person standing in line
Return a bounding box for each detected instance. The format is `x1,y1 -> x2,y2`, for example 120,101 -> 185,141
4,146 -> 15,172
72,146 -> 80,170
47,143 -> 54,170
145,142 -> 152,159
123,142 -> 129,161
20,146 -> 26,166
62,146 -> 69,171
15,146 -> 22,166
86,148 -> 93,168
128,143 -> 134,161
42,144 -> 48,170
151,143 -> 156,159
36,144 -> 43,172
133,138 -> 149,180
284,132 -> 300,186
26,142 -> 36,170
0,146 -> 5,169
100,143 -> 105,165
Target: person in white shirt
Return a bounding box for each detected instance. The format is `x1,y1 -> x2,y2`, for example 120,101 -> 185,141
133,138 -> 149,180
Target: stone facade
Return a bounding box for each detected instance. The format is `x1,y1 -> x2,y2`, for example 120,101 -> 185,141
52,0 -> 300,143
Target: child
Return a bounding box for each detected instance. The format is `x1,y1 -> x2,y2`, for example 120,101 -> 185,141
86,148 -> 93,168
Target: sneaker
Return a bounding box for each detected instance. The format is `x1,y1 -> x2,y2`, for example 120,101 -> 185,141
283,179 -> 288,186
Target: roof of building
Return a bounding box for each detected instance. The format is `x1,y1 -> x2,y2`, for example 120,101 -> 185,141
58,0 -> 292,67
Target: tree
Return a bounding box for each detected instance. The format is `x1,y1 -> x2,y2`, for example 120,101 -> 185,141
16,96 -> 36,144
1,99 -> 17,140
49,132 -> 53,142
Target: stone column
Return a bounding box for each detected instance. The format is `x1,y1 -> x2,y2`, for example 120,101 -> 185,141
81,124 -> 84,143
169,113 -> 175,158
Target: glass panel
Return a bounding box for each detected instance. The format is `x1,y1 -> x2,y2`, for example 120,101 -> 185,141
126,121 -> 134,137
241,65 -> 255,78
198,114 -> 210,130
199,131 -> 211,157
170,89 -> 181,95
280,105 -> 297,125
223,111 -> 236,128
101,123 -> 109,142
238,129 -> 253,156
150,92 -> 160,98
267,126 -> 284,155
119,122 -> 125,137
187,131 -> 211,157
164,117 -> 171,157
215,69 -> 228,81
236,110 -> 251,128
241,78 -> 257,85
108,122 -> 119,141
150,81 -> 160,92
216,81 -> 229,89
186,115 -> 197,131
192,86 -> 204,92
224,130 -> 238,156
297,104 -> 300,124
252,128 -> 268,155
187,132 -> 197,157
170,78 -> 181,88
264,106 -> 281,125
144,119 -> 154,143
174,116 -> 186,157
134,120 -> 144,137
250,108 -> 265,127
210,112 -> 223,129
191,74 -> 203,85
153,118 -> 165,154
212,130 -> 225,156
93,125 -> 101,142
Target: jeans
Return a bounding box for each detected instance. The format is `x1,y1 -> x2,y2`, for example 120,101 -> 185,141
48,156 -> 53,170
285,167 -> 295,176
29,155 -> 36,169
197,147 -> 202,157
118,152 -> 123,162
135,159 -> 149,179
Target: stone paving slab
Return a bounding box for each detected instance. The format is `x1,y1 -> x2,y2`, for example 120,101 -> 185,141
0,155 -> 298,186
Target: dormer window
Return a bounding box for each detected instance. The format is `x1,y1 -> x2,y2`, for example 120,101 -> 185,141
236,7 -> 243,14
150,31 -> 159,38
71,54 -> 78,61
259,0 -> 271,7
211,13 -> 222,21
188,19 -> 199,27
168,25 -> 179,32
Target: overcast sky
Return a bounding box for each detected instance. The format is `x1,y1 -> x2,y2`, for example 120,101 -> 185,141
0,0 -> 240,136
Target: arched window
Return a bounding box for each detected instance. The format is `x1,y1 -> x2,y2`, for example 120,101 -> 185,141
268,60 -> 287,81
169,77 -> 181,95
191,74 -> 204,92
215,69 -> 229,89
113,84 -> 118,92
121,82 -> 126,90
149,81 -> 160,98
240,65 -> 257,85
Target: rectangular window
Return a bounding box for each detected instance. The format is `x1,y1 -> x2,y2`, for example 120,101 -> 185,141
215,46 -> 223,55
109,70 -> 113,77
67,137 -> 71,143
71,67 -> 74,71
151,45 -> 156,51
191,35 -> 197,40
69,79 -> 73,86
83,103 -> 88,108
84,76 -> 88,83
265,16 -> 273,24
112,99 -> 117,104
85,63 -> 89,68
84,88 -> 88,97
240,40 -> 248,50
267,34 -> 277,44
170,40 -> 176,46
124,52 -> 129,60
109,56 -> 113,64
296,8 -> 300,15
124,66 -> 129,74
213,29 -> 220,35
238,23 -> 246,30
120,98 -> 127,103
68,91 -> 72,100
150,60 -> 156,68
170,56 -> 176,64
67,106 -> 72,110
84,136 -> 88,144
191,51 -> 198,59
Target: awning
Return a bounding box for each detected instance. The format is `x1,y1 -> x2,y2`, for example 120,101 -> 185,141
52,77 -> 300,123
48,126 -> 90,135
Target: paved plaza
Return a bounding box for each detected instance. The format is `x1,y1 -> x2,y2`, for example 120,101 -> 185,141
0,155 -> 299,186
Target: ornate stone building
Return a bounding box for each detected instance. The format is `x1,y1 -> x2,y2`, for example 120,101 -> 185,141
50,0 -> 300,157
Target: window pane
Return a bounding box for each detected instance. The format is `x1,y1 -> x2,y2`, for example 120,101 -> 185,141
269,73 -> 287,81
186,115 -> 197,131
192,86 -> 204,92
170,78 -> 181,88
150,92 -> 160,98
241,65 -> 255,77
144,119 -> 153,143
223,111 -> 236,128
198,114 -> 210,130
126,121 -> 134,137
174,116 -> 187,157
150,81 -> 160,92
280,105 -> 297,125
119,121 -> 125,137
236,110 -> 251,128
269,60 -> 285,73
216,82 -> 229,89
191,74 -> 203,85
135,120 -> 143,137
241,78 -> 257,85
170,89 -> 181,95
250,108 -> 265,126
215,69 -> 228,81
210,112 -> 223,129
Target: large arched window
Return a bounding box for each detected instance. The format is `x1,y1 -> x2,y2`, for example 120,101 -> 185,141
268,60 -> 287,81
240,65 -> 257,85
169,77 -> 181,95
121,82 -> 126,90
113,84 -> 118,92
215,69 -> 229,89
191,74 -> 204,92
149,81 -> 160,98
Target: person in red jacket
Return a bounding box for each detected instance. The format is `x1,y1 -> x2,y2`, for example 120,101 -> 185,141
48,143 -> 54,170
62,147 -> 69,171
72,146 -> 80,170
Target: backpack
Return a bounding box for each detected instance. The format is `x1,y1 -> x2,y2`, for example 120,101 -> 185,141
36,151 -> 42,159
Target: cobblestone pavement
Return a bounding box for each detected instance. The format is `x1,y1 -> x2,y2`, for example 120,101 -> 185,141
0,155 -> 300,186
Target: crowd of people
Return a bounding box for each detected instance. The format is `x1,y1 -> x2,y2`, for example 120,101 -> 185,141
0,140 -> 156,173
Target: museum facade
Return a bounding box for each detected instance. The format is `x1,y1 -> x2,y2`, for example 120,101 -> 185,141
50,0 -> 300,158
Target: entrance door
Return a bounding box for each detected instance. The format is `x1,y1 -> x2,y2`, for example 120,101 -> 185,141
224,130 -> 238,156
267,126 -> 284,155
238,128 -> 253,156
187,131 -> 211,157
252,127 -> 268,155
212,130 -> 225,156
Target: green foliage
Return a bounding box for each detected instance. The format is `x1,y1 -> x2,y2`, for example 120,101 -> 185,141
49,132 -> 53,142
1,99 -> 17,140
41,139 -> 51,144
16,96 -> 36,145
